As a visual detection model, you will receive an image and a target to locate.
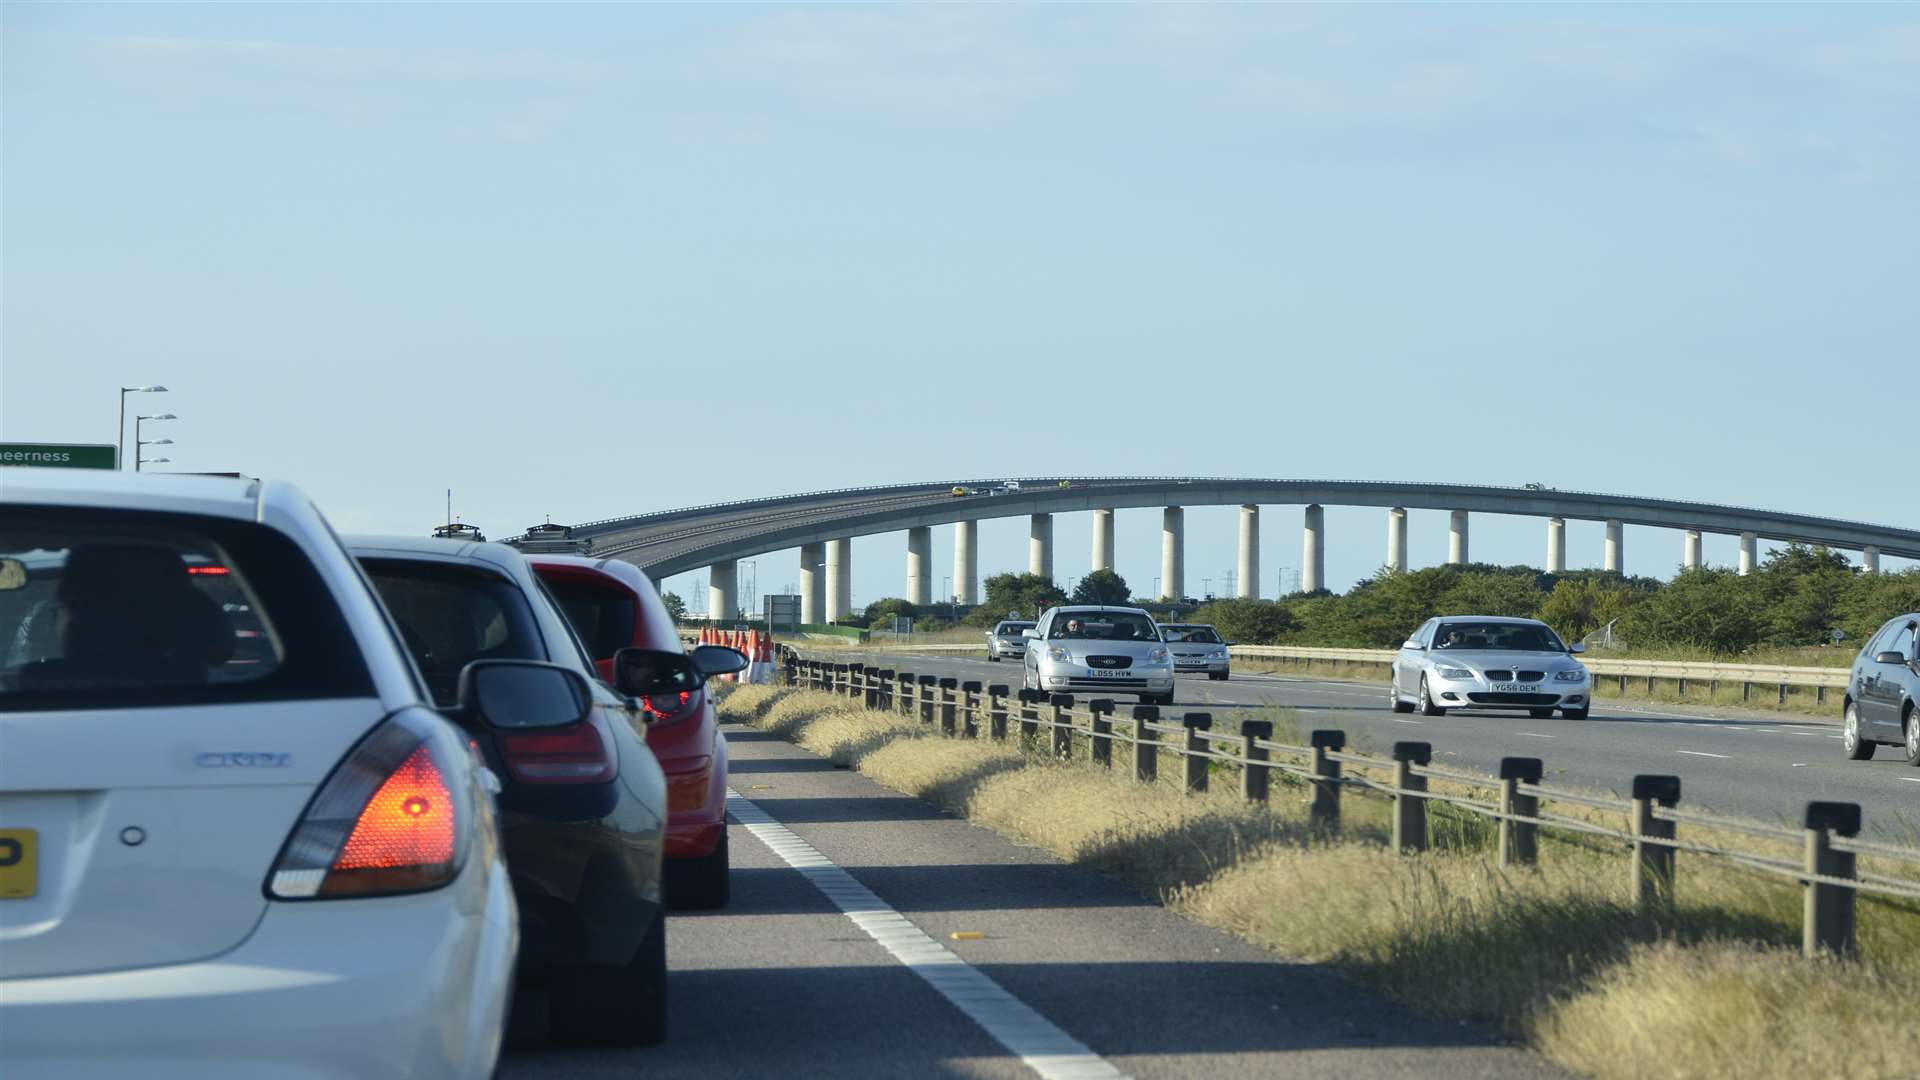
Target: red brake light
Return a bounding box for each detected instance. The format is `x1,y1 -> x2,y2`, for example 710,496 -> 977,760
187,565 -> 231,575
498,720 -> 615,783
641,689 -> 698,725
333,746 -> 455,869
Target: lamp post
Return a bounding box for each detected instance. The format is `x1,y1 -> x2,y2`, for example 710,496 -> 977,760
117,386 -> 167,469
133,414 -> 177,472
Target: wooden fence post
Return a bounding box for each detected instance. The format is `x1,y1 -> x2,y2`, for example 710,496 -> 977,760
1018,689 -> 1042,741
1240,720 -> 1272,803
1308,730 -> 1344,828
1048,694 -> 1074,759
874,669 -> 894,710
1631,774 -> 1681,912
897,671 -> 915,716
1498,757 -> 1543,868
1131,705 -> 1159,785
1088,699 -> 1115,769
918,675 -> 938,724
960,681 -> 982,738
1392,741 -> 1431,854
987,685 -> 1009,742
938,678 -> 959,736
1803,801 -> 1860,959
1182,713 -> 1212,794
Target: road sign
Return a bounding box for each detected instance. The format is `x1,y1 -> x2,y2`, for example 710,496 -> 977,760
0,443 -> 117,470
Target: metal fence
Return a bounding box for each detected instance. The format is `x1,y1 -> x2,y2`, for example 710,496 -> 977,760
775,650 -> 1920,962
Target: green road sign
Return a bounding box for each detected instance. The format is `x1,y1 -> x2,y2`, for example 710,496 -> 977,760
0,443 -> 118,470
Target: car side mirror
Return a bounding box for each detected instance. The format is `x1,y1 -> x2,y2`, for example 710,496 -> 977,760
691,644 -> 749,678
1402,640 -> 1425,650
613,648 -> 711,697
1022,629 -> 1040,639
457,660 -> 592,729
1569,643 -> 1587,654
1875,650 -> 1908,665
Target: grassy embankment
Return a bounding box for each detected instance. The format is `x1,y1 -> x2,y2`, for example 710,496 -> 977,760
719,684 -> 1920,1080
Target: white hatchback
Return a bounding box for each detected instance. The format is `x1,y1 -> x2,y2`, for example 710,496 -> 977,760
0,471 -> 516,1079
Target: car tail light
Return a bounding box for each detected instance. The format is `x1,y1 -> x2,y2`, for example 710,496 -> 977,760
640,687 -> 700,726
498,720 -> 616,783
268,711 -> 472,899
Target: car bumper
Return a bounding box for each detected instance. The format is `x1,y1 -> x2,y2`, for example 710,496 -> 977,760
1433,682 -> 1589,708
1174,659 -> 1230,673
0,858 -> 515,1080
989,641 -> 1027,658
663,741 -> 727,860
1039,666 -> 1174,693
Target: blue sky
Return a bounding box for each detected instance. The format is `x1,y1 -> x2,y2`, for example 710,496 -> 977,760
4,3 -> 1915,610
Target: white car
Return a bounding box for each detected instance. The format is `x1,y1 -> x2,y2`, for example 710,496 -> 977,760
1160,623 -> 1231,680
0,470 -> 517,1079
1390,614 -> 1591,720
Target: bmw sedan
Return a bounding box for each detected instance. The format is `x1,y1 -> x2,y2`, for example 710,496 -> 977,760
1022,605 -> 1175,705
1391,615 -> 1591,720
1843,612 -> 1919,765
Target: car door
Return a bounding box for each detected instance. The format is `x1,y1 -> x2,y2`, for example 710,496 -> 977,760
1397,619 -> 1435,692
1855,619 -> 1901,731
1871,620 -> 1918,737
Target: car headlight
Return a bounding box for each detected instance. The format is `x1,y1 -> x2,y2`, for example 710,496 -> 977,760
1148,647 -> 1169,663
1435,666 -> 1474,680
1215,648 -> 1230,658
1047,646 -> 1070,663
1553,668 -> 1587,682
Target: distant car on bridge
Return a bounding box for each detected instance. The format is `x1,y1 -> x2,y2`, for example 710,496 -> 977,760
1391,615 -> 1591,720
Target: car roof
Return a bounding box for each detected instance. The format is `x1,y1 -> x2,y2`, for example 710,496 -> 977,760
1433,615 -> 1549,626
1160,622 -> 1213,629
343,533 -> 526,572
1050,605 -> 1151,615
524,552 -> 648,587
0,467 -> 266,520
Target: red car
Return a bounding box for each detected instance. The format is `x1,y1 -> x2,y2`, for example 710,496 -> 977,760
528,555 -> 731,908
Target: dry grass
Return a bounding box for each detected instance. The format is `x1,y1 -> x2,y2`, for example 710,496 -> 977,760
723,686 -> 1920,1080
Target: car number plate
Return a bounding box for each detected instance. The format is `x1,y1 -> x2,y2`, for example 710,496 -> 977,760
1490,683 -> 1539,693
1084,668 -> 1129,678
0,829 -> 37,899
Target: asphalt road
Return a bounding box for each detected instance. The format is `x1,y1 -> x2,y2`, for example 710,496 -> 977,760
502,722 -> 1564,1079
831,650 -> 1920,841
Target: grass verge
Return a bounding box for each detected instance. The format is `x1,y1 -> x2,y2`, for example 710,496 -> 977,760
718,683 -> 1920,1080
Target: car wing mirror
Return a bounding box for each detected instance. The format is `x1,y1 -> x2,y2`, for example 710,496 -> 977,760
1569,643 -> 1587,654
1874,650 -> 1908,665
1022,629 -> 1040,639
457,659 -> 592,729
690,644 -> 749,678
1402,640 -> 1425,650
614,648 -> 714,698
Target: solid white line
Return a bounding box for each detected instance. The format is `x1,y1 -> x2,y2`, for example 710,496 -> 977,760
726,790 -> 1129,1080
1518,732 -> 1556,739
1676,750 -> 1730,759
1391,718 -> 1423,724
1902,778 -> 1920,785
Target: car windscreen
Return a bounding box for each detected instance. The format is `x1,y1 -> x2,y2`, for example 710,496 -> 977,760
1164,626 -> 1221,644
0,507 -> 371,710
1432,622 -> 1565,652
1049,612 -> 1160,641
995,622 -> 1035,636
542,575 -> 637,661
361,558 -> 547,706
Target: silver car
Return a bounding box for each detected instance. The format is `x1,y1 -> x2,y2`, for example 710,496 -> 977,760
986,620 -> 1035,662
1160,623 -> 1231,680
1390,615 -> 1591,720
1022,605 -> 1176,705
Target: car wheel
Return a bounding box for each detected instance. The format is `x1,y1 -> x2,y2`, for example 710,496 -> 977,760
1528,707 -> 1556,719
1561,707 -> 1590,721
665,829 -> 730,910
988,654 -> 999,662
551,910 -> 668,1046
1390,678 -> 1415,714
1843,701 -> 1875,761
1418,676 -> 1445,716
1904,705 -> 1919,766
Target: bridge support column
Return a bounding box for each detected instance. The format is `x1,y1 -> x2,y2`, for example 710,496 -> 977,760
1546,517 -> 1566,574
906,527 -> 931,606
1091,509 -> 1115,573
1605,519 -> 1623,573
825,538 -> 851,623
1160,508 -> 1184,601
1386,507 -> 1407,573
1237,505 -> 1260,599
954,520 -> 978,605
1739,532 -> 1757,576
1683,529 -> 1703,571
709,559 -> 738,623
1448,510 -> 1469,565
1029,513 -> 1054,581
1302,504 -> 1325,594
1863,546 -> 1880,574
799,543 -> 824,624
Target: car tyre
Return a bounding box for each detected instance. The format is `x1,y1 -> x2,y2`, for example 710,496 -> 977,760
1843,701 -> 1875,761
666,829 -> 730,910
1561,707 -> 1589,720
1390,679 -> 1415,714
1904,706 -> 1919,767
988,654 -> 999,663
1528,707 -> 1556,719
1418,676 -> 1445,716
551,911 -> 668,1046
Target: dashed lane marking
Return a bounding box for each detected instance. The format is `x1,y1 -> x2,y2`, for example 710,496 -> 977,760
1518,732 -> 1556,738
1676,750 -> 1730,759
726,790 -> 1130,1080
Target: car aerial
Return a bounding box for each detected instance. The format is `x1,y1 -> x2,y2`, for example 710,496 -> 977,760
1160,622 -> 1231,680
985,619 -> 1036,661
350,534 -> 739,1046
1843,611 -> 1919,765
0,470 -> 516,1078
1391,615 -> 1591,720
527,553 -> 735,907
1022,605 -> 1176,705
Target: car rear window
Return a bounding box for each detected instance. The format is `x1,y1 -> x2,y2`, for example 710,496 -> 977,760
541,575 -> 637,661
361,558 -> 547,707
0,507 -> 372,710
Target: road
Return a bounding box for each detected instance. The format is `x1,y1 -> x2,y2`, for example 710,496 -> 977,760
829,650 -> 1920,841
504,722 -> 1561,1079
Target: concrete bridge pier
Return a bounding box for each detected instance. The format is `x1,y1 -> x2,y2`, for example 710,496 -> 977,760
1604,520 -> 1623,573
1739,532 -> 1757,576
906,527 -> 931,606
1301,504 -> 1325,594
1864,546 -> 1880,574
1236,505 -> 1260,599
1029,513 -> 1054,581
1683,529 -> 1703,570
799,543 -> 824,624
825,538 -> 851,622
1386,507 -> 1408,573
1448,510 -> 1470,565
954,520 -> 978,604
1160,508 -> 1184,601
709,558 -> 737,623
1091,509 -> 1115,573
1546,517 -> 1566,574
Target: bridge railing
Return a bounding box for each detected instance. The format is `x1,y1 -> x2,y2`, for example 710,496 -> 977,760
773,650 -> 1920,962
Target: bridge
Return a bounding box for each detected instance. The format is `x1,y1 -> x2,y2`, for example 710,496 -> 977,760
512,477 -> 1920,621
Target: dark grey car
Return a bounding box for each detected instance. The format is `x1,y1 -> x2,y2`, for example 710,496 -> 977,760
1844,612 -> 1919,765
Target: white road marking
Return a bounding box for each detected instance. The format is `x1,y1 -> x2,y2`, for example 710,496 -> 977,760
726,790 -> 1129,1080
1518,732 -> 1556,739
1676,750 -> 1730,759
1391,718 -> 1423,724
1902,778 -> 1920,785
1791,763 -> 1809,767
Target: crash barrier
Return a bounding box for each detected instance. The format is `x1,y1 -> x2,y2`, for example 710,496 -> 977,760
695,627 -> 777,684
871,642 -> 1854,707
773,648 -> 1920,962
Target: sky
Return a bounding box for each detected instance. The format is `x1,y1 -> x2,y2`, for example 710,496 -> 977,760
3,3 -> 1915,611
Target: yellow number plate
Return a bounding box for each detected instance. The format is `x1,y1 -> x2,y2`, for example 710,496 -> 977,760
0,829 -> 38,899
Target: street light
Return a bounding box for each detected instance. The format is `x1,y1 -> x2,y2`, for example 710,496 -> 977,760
139,457 -> 171,467
134,414 -> 177,472
117,385 -> 167,469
